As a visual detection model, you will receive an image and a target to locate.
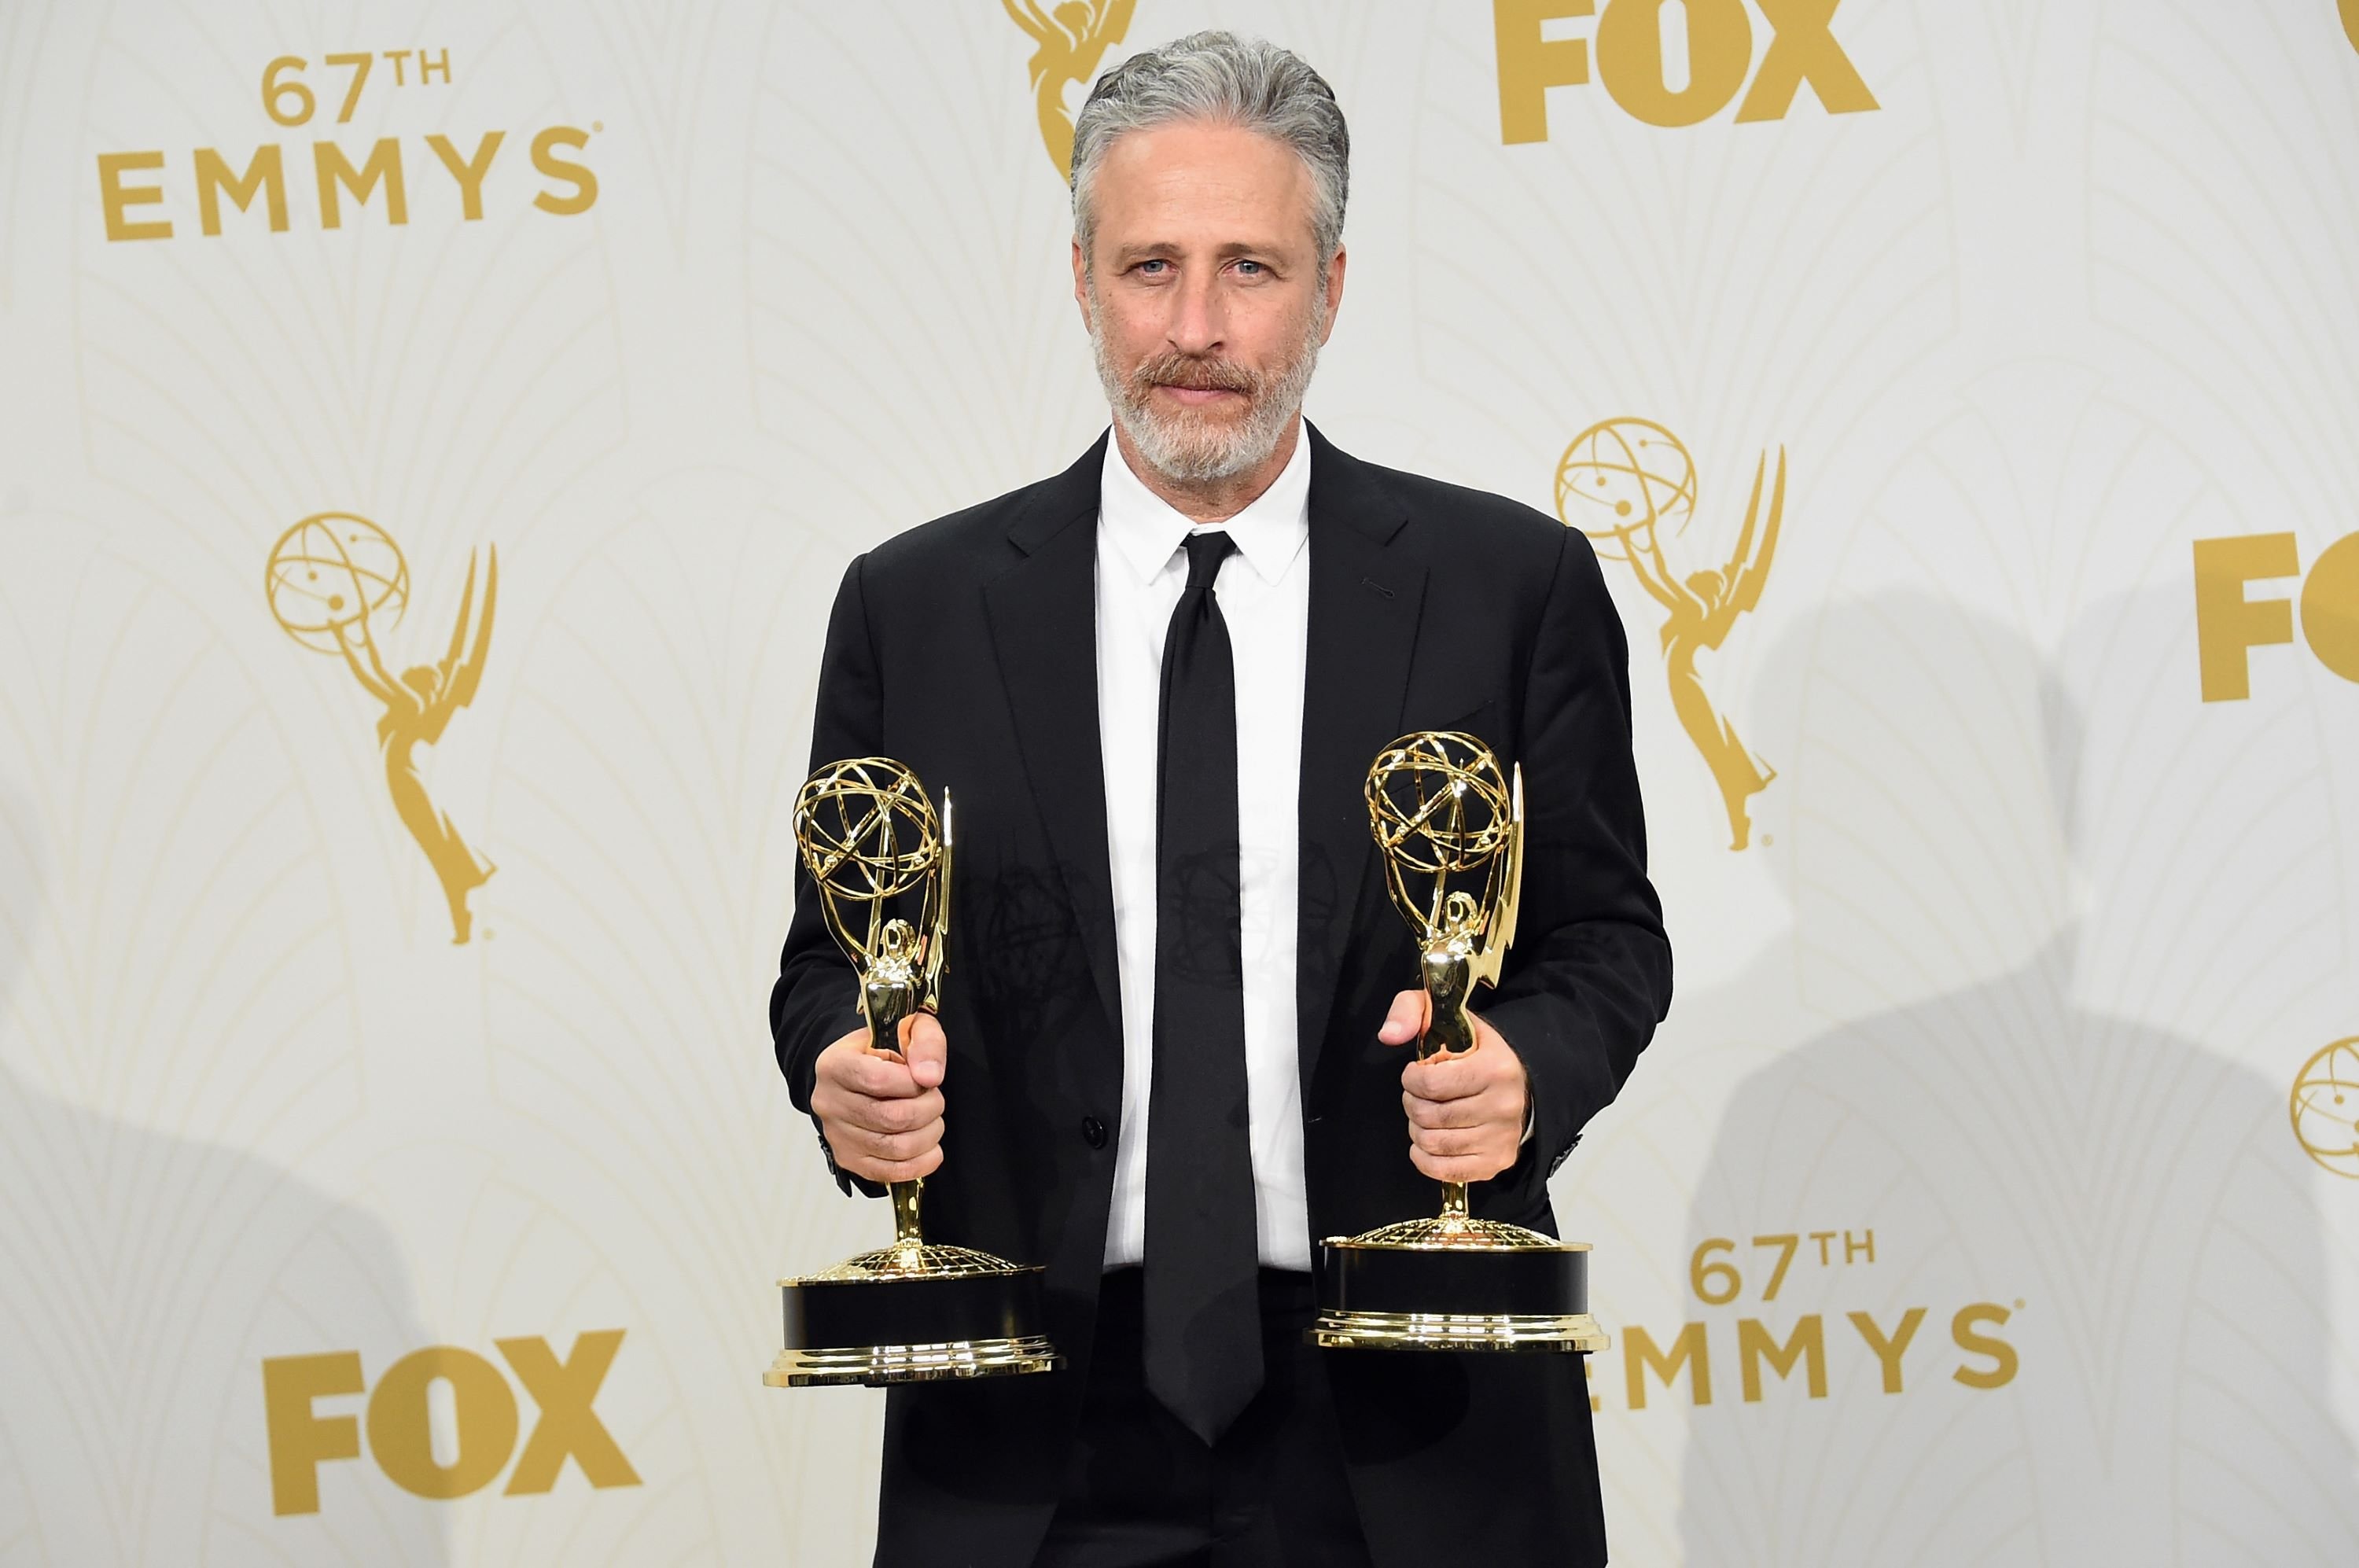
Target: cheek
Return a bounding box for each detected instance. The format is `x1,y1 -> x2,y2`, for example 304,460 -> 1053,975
1090,283 -> 1161,342
1234,297 -> 1316,363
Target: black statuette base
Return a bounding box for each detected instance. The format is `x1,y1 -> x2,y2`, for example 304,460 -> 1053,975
1313,1233 -> 1606,1353
766,1265 -> 1062,1387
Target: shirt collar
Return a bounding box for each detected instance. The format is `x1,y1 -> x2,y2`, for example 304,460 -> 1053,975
1098,424 -> 1312,588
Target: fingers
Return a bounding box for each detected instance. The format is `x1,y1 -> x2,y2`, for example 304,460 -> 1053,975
828,1139 -> 944,1185
830,1116 -> 946,1174
811,1071 -> 944,1137
1399,1024 -> 1525,1183
1401,1080 -> 1521,1179
1408,1141 -> 1516,1185
900,1011 -> 948,1089
1401,1051 -> 1496,1103
813,1088 -> 946,1183
830,1046 -> 929,1099
1401,1085 -> 1511,1130
821,1083 -> 944,1136
1377,988 -> 1430,1047
811,1023 -> 949,1183
1404,1115 -> 1513,1158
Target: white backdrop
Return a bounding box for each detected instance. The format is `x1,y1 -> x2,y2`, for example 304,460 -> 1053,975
2,2 -> 2357,1562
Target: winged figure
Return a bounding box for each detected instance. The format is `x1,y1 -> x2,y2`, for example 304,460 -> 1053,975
1003,0 -> 1137,179
336,546 -> 499,942
1625,452 -> 1785,850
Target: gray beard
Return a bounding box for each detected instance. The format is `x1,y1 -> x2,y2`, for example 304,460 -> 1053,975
1088,292 -> 1324,484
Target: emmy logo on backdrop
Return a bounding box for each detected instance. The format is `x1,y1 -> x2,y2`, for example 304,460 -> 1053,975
1556,419 -> 1786,851
765,756 -> 1062,1387
2291,1037 -> 2359,1178
1003,0 -> 1136,179
266,513 -> 498,944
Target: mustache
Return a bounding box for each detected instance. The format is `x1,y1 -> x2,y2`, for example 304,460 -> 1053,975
1128,351 -> 1264,399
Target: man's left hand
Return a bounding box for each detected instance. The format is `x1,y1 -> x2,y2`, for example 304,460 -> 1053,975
1379,988 -> 1529,1184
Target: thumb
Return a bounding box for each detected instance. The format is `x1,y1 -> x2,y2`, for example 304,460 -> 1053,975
900,1011 -> 948,1089
1377,988 -> 1429,1047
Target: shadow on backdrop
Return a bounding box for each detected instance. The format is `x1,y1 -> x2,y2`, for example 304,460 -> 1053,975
0,781 -> 448,1566
1669,590 -> 2356,1566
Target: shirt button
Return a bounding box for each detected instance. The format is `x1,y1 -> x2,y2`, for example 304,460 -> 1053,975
1080,1115 -> 1108,1150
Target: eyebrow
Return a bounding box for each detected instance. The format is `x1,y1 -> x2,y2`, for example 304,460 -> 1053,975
1110,240 -> 1290,267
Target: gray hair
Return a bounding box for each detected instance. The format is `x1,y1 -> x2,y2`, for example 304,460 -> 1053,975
1070,30 -> 1349,271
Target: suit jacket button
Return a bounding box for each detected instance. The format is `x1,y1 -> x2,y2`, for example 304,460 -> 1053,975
1080,1115 -> 1107,1150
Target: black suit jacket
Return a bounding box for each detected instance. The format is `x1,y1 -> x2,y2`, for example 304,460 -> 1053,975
770,425 -> 1672,1568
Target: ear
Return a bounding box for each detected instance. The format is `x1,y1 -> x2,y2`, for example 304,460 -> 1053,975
1071,238 -> 1091,331
1318,245 -> 1348,344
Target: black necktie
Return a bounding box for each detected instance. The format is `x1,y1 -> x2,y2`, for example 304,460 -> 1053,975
1142,528 -> 1262,1445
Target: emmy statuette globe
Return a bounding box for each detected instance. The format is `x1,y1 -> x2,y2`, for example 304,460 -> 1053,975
764,758 -> 1061,1386
1312,733 -> 1607,1353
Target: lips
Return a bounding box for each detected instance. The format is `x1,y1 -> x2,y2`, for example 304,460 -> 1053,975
1156,385 -> 1244,404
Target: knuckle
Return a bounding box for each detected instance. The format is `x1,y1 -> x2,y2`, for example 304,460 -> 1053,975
878,1147 -> 941,1183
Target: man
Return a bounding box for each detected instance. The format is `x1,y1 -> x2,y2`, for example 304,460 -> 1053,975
771,30 -> 1670,1568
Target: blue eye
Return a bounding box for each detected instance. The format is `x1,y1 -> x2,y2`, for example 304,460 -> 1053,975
1138,259 -> 1170,274
1235,259 -> 1263,275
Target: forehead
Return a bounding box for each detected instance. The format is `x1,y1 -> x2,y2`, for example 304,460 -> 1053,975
1090,120 -> 1316,251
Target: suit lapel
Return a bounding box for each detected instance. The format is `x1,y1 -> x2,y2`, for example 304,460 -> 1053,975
982,425 -> 1426,1084
1296,425 -> 1425,1087
982,432 -> 1128,1043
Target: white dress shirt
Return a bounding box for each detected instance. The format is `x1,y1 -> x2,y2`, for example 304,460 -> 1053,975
1095,429 -> 1314,1272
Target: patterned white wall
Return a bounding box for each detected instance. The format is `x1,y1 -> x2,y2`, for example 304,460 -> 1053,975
1,2 -> 2354,1562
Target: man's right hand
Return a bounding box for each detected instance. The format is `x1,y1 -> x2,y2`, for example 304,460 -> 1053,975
810,1012 -> 948,1184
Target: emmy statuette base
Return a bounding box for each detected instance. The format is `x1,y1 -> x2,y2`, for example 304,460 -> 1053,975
766,1242 -> 1063,1389
764,1336 -> 1063,1388
1313,1216 -> 1607,1353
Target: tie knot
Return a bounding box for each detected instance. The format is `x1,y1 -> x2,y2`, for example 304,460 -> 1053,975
1180,529 -> 1236,593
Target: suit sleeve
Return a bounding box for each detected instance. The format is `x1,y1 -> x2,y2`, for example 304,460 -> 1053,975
1481,525 -> 1673,1206
770,554 -> 887,1197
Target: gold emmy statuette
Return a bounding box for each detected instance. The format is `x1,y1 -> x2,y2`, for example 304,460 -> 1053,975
1312,733 -> 1607,1353
765,757 -> 1062,1388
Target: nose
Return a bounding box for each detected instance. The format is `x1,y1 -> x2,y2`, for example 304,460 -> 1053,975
1165,267 -> 1224,357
